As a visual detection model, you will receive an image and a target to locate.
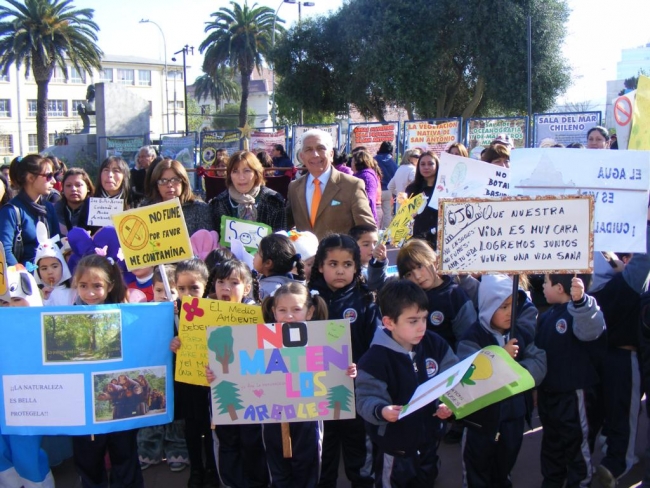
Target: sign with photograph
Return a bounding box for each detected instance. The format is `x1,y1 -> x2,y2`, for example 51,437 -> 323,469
200,131 -> 241,166
105,136 -> 145,168
0,302 -> 174,435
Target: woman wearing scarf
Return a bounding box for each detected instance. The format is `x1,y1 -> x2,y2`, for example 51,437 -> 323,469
54,168 -> 95,236
0,155 -> 60,265
146,159 -> 214,236
210,151 -> 286,233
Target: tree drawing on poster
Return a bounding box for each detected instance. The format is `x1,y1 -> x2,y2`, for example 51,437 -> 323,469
208,327 -> 235,374
327,385 -> 353,420
213,380 -> 244,421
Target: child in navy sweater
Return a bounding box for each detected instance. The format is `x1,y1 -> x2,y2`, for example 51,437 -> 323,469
356,279 -> 457,487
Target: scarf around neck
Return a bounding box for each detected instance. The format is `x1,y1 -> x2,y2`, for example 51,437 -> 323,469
228,185 -> 261,221
16,189 -> 49,224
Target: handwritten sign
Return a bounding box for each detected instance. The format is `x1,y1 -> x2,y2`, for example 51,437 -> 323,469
220,216 -> 272,253
350,123 -> 398,156
382,193 -> 426,246
0,245 -> 6,296
510,148 -> 650,252
111,199 -> 192,270
176,297 -> 264,387
437,196 -> 594,274
207,319 -> 354,425
87,198 -> 124,227
431,153 -> 510,210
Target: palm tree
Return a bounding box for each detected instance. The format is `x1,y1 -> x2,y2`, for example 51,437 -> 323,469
0,0 -> 102,150
199,1 -> 283,128
193,67 -> 241,114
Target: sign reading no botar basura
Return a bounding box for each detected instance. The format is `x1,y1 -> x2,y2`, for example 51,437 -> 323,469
437,195 -> 594,274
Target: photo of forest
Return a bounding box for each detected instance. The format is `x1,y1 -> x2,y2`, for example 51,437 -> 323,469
93,367 -> 167,422
42,310 -> 122,363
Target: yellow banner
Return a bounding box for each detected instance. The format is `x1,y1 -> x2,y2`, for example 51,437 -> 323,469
381,193 -> 426,246
175,297 -> 264,386
629,75 -> 650,150
111,199 -> 192,271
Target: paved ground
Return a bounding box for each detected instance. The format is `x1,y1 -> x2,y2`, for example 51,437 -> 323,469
53,408 -> 648,487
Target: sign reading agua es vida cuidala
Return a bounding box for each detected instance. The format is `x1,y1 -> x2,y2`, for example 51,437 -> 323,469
437,196 -> 594,274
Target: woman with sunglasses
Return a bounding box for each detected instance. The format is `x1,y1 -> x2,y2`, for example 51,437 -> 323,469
0,154 -> 61,265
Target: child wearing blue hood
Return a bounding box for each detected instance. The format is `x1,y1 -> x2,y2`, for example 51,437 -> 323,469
457,274 -> 546,488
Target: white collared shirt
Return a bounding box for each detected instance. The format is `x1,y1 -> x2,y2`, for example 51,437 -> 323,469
305,165 -> 332,214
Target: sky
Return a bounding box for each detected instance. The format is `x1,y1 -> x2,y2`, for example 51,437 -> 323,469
72,0 -> 650,112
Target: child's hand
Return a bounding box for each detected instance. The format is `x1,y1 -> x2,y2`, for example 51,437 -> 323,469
170,337 -> 181,353
434,404 -> 453,419
570,277 -> 585,302
42,286 -> 53,300
346,363 -> 357,378
381,405 -> 402,423
205,365 -> 216,384
372,243 -> 388,263
504,338 -> 519,359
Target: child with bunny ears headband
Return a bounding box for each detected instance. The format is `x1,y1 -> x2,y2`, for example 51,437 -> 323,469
31,221 -> 74,305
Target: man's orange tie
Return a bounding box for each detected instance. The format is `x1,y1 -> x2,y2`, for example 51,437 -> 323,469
310,179 -> 321,227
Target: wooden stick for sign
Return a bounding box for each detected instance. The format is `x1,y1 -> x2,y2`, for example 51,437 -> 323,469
159,264 -> 179,333
509,274 -> 519,339
91,434 -> 94,441
281,422 -> 292,458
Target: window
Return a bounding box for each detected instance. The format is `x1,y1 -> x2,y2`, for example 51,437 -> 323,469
28,100 -> 37,117
72,100 -> 86,112
28,134 -> 38,153
48,134 -> 56,147
99,69 -> 113,82
168,71 -> 183,81
117,69 -> 134,85
51,65 -> 66,83
70,67 -> 86,84
168,101 -> 184,109
138,70 -> 151,86
0,135 -> 12,155
0,100 -> 10,117
41,100 -> 67,117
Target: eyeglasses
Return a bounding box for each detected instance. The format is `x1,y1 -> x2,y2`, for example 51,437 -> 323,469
157,178 -> 182,186
33,172 -> 55,180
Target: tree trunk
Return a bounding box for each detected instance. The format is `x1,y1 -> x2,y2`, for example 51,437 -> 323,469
239,66 -> 252,128
334,401 -> 341,420
227,403 -> 238,421
36,79 -> 49,151
461,75 -> 486,120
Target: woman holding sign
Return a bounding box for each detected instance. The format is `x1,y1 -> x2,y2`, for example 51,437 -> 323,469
209,151 -> 286,232
404,151 -> 440,248
145,159 -> 214,236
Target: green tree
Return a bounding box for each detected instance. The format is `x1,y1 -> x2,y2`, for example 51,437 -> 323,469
194,67 -> 241,114
0,0 -> 103,150
213,380 -> 244,420
199,1 -> 284,128
207,326 -> 235,374
326,385 -> 352,420
187,97 -> 210,133
618,69 -> 648,96
212,103 -> 256,130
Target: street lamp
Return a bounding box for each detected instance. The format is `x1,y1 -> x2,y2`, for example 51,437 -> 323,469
139,19 -> 169,134
172,45 -> 193,135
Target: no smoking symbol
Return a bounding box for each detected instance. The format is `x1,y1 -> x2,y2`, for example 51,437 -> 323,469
119,215 -> 149,251
615,97 -> 632,126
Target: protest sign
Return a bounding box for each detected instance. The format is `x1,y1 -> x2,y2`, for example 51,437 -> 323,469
0,302 -> 174,435
630,75 -> 650,150
0,245 -> 6,296
220,216 -> 272,254
510,148 -> 650,252
176,297 -> 264,387
105,136 -> 145,167
437,196 -> 594,274
381,193 -> 426,247
111,199 -> 192,270
533,112 -> 601,147
160,134 -> 197,173
349,122 -> 399,156
403,119 -> 461,155
249,129 -> 286,154
431,153 -> 510,210
207,319 -> 354,425
613,90 -> 636,149
200,131 -> 240,166
87,198 -> 124,227
292,124 -> 340,162
466,117 -> 527,154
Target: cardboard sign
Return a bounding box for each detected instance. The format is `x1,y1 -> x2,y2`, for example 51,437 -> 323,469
111,199 -> 192,270
431,153 -> 510,210
0,246 -> 6,296
613,91 -> 635,150
437,196 -> 594,274
630,75 -> 650,150
87,198 -> 124,227
0,302 -> 174,435
510,148 -> 650,252
220,216 -> 272,253
382,193 -> 426,247
176,297 -> 264,387
207,319 -> 354,425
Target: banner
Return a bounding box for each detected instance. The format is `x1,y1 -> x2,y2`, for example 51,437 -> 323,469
437,196 -> 594,274
466,117 -> 527,155
403,119 -> 461,155
220,216 -> 272,254
111,199 -> 193,270
629,75 -> 650,150
349,122 -> 399,157
431,153 -> 510,210
381,193 -> 426,247
249,129 -> 286,154
510,148 -> 650,252
105,136 -> 145,168
292,124 -> 340,163
533,112 -> 601,147
160,134 -> 197,174
613,90 -> 636,150
176,297 -> 264,387
0,302 -> 174,435
200,131 -> 240,166
207,319 -> 355,425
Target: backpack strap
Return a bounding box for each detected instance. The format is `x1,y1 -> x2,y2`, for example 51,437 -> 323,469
12,204 -> 23,262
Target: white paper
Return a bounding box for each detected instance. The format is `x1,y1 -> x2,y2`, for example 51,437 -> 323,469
88,198 -> 124,227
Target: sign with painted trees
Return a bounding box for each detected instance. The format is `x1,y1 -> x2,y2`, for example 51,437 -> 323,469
206,319 -> 355,425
